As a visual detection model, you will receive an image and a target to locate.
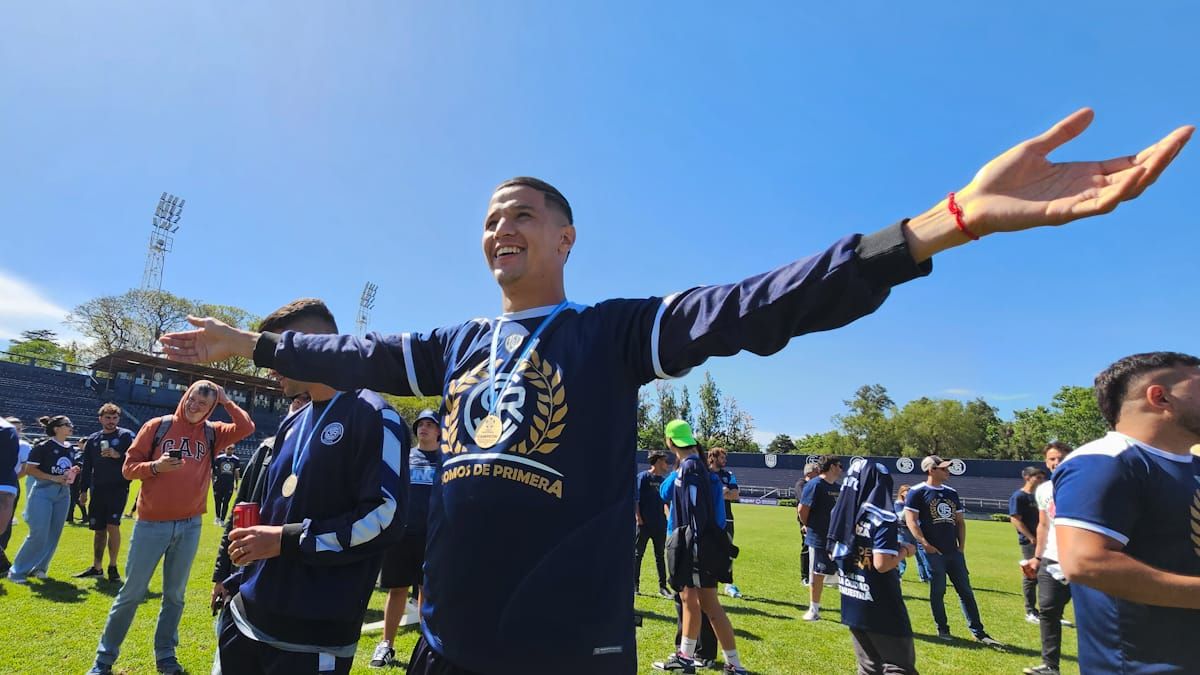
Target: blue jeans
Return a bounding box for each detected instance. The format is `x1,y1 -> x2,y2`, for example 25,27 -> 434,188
897,531 -> 932,581
10,481 -> 69,579
95,516 -> 203,666
926,549 -> 985,636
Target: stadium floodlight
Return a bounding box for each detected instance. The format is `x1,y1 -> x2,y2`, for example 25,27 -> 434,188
141,192 -> 186,291
356,281 -> 379,337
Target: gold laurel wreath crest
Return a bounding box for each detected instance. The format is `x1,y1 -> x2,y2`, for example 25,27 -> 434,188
441,360 -> 488,455
509,350 -> 566,456
1190,490 -> 1200,557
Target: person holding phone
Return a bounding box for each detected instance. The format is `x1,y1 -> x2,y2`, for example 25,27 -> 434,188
7,415 -> 76,583
87,380 -> 254,675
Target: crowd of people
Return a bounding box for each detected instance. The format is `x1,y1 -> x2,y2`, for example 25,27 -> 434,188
0,110 -> 1195,674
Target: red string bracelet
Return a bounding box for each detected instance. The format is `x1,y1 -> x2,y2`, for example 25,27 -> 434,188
947,192 -> 980,241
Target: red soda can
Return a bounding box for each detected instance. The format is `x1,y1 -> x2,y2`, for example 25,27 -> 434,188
232,502 -> 260,529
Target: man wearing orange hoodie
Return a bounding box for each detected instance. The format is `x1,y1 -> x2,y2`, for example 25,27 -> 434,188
88,380 -> 254,675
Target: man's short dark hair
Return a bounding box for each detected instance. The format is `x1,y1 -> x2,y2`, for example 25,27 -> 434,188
98,403 -> 122,417
494,177 -> 573,225
1094,351 -> 1200,428
1022,466 -> 1047,480
647,450 -> 668,465
818,454 -> 841,473
259,298 -> 339,334
1043,440 -> 1072,456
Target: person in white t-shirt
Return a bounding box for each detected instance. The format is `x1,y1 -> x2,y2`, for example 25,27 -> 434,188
1022,441 -> 1073,675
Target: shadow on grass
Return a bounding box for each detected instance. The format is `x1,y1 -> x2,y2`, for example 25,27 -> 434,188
29,578 -> 88,603
911,631 -> 1074,663
971,586 -> 1020,596
634,609 -> 676,625
737,594 -> 806,611
91,582 -> 161,600
721,604 -> 793,620
363,608 -> 384,624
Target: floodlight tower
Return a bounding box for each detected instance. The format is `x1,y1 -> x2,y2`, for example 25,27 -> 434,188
356,282 -> 378,337
141,192 -> 185,290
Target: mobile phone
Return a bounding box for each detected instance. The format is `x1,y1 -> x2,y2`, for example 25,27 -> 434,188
211,594 -> 226,616
168,449 -> 183,460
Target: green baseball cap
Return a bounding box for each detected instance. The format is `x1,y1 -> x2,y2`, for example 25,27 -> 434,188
665,419 -> 697,448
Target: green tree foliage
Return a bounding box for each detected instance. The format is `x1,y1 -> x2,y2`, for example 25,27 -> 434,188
893,397 -> 988,458
794,430 -> 856,457
380,395 -> 444,442
678,385 -> 694,429
696,371 -> 723,441
4,329 -> 76,367
765,433 -> 797,454
68,289 -> 260,374
834,384 -> 899,455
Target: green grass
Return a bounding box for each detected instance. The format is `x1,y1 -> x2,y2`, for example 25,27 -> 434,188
0,491 -> 1076,674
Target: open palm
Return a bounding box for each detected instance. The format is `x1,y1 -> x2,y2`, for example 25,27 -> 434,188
963,108 -> 1193,234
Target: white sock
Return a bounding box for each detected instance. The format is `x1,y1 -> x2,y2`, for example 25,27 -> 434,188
809,602 -> 821,611
723,649 -> 743,668
679,637 -> 697,658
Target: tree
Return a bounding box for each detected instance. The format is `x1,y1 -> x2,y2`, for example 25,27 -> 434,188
794,430 -> 856,457
67,289 -> 260,374
834,384 -> 899,456
655,381 -> 680,433
712,394 -> 758,453
678,385 -> 694,429
380,395 -> 444,440
1047,385 -> 1107,448
4,329 -> 75,367
892,397 -> 986,458
696,371 -> 723,442
765,434 -> 797,454
636,387 -> 660,450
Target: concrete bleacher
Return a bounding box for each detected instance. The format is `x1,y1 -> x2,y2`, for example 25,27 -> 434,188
0,359 -> 106,436
0,355 -> 279,453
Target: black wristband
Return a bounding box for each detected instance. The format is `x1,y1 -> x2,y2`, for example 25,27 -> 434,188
857,220 -> 933,288
253,332 -> 281,369
279,522 -> 305,559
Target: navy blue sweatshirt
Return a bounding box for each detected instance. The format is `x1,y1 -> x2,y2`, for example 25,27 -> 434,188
80,427 -> 135,491
252,224 -> 930,674
229,389 -> 408,647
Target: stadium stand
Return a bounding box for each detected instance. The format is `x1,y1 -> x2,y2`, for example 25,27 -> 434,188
0,350 -> 288,458
637,453 -> 1034,513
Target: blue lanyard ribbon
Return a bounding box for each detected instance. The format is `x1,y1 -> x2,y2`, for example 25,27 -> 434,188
486,300 -> 568,415
291,392 -> 343,477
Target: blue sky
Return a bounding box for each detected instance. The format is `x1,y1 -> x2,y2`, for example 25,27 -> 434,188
2,3 -> 1197,445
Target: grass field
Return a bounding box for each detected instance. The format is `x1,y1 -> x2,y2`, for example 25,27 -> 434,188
0,489 -> 1077,674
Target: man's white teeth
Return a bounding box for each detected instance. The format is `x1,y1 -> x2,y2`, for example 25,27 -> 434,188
496,246 -> 522,257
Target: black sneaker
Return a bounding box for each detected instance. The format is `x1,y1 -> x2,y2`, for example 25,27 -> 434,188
1023,665 -> 1059,675
975,633 -> 1004,648
659,586 -> 674,598
74,567 -> 104,578
155,656 -> 183,674
0,551 -> 11,577
107,566 -> 121,583
369,641 -> 394,668
937,629 -> 953,641
653,653 -> 696,673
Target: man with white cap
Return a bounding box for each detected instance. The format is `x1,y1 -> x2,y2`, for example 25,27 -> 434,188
904,455 -> 999,645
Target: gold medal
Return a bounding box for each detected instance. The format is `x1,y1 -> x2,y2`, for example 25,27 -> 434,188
475,414 -> 503,448
282,474 -> 298,497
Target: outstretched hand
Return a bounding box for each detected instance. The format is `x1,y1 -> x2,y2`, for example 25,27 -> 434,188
957,108 -> 1193,235
159,316 -> 257,365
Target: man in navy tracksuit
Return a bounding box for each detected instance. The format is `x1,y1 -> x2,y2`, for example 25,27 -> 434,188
213,299 -> 408,674
163,119 -> 1191,674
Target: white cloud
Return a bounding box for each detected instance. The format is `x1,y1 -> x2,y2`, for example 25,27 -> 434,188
0,269 -> 72,342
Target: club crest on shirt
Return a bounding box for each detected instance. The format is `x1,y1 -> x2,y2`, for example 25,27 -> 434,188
931,498 -> 956,524
439,349 -> 567,499
321,422 -> 344,445
443,350 -> 566,457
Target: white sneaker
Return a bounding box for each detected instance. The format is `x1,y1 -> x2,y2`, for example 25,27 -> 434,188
802,606 -> 820,621
34,570 -> 48,580
1025,612 -> 1040,624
